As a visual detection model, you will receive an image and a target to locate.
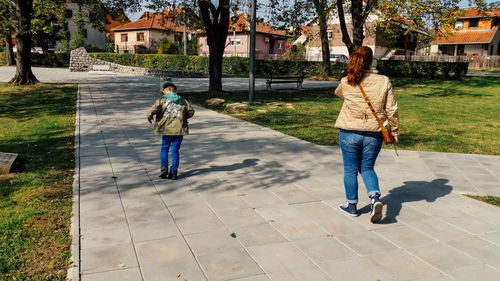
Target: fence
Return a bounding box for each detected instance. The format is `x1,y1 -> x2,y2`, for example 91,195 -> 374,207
388,55 -> 500,69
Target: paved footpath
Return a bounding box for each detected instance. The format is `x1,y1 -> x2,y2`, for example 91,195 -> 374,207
2,67 -> 499,281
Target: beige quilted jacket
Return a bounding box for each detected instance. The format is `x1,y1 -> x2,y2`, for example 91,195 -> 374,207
334,71 -> 399,137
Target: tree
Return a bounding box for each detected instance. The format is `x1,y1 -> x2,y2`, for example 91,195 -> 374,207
144,0 -> 232,93
10,0 -> 38,85
270,0 -> 334,76
0,0 -> 16,65
32,0 -> 68,53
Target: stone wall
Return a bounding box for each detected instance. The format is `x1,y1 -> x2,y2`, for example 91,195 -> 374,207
69,47 -> 207,78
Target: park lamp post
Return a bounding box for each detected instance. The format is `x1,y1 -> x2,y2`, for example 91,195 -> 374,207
249,0 -> 256,103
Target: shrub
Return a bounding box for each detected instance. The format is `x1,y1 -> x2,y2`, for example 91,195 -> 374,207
89,52 -> 348,77
0,52 -> 6,65
376,60 -> 468,79
0,52 -> 69,67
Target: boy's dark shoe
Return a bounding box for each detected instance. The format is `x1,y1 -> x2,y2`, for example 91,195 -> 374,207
339,203 -> 358,217
159,166 -> 169,179
370,196 -> 383,223
167,170 -> 178,180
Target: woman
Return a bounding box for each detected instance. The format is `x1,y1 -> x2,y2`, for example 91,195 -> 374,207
334,46 -> 399,223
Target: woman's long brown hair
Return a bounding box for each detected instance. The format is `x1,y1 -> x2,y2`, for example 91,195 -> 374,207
347,46 -> 373,86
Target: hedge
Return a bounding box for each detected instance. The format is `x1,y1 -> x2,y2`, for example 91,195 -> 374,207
89,53 -> 347,77
0,52 -> 70,67
376,60 -> 468,79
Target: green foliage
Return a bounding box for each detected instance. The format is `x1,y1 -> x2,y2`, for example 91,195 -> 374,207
157,37 -> 200,55
0,52 -> 6,65
0,52 -> 70,67
376,60 -> 468,79
89,53 -> 348,77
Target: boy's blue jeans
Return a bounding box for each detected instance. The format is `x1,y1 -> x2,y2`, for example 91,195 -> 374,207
339,129 -> 383,204
161,135 -> 183,172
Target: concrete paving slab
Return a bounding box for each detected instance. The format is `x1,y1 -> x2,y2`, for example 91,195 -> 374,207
81,243 -> 137,275
216,208 -> 268,229
139,257 -> 207,281
374,225 -> 438,248
407,242 -> 482,271
82,267 -> 142,281
271,218 -> 328,241
367,249 -> 441,280
446,236 -> 500,270
231,223 -> 288,247
226,275 -> 270,281
265,263 -> 331,281
446,264 -> 500,281
185,229 -> 242,256
335,232 -> 398,256
293,236 -> 358,263
319,257 -> 395,281
246,242 -> 314,272
197,248 -> 264,281
135,236 -> 194,265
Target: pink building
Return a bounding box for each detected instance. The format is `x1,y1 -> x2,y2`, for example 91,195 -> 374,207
198,13 -> 290,57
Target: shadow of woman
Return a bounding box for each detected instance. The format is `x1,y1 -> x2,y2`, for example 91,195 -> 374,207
359,178 -> 453,224
182,158 -> 259,178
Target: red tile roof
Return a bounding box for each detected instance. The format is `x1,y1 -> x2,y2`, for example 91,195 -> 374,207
106,14 -> 130,33
460,8 -> 500,18
433,26 -> 498,44
228,13 -> 289,37
112,13 -> 184,33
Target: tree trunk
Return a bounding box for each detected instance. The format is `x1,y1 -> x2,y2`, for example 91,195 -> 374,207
10,0 -> 38,85
350,0 -> 365,53
208,35 -> 224,93
316,3 -> 331,76
5,31 -> 16,66
198,0 -> 229,94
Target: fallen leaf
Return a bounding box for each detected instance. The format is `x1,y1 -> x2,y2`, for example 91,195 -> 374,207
177,273 -> 181,278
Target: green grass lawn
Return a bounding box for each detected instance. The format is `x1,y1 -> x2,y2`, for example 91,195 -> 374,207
183,76 -> 500,155
0,83 -> 77,280
465,195 -> 500,207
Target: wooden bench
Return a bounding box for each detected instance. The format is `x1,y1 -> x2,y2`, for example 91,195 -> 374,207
266,73 -> 305,89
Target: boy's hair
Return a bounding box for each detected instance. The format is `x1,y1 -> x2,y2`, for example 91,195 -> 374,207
162,82 -> 177,91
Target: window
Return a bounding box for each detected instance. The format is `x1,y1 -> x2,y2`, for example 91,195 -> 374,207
121,34 -> 128,42
469,19 -> 479,28
89,12 -> 96,21
65,9 -> 73,18
137,33 -> 144,42
230,38 -> 241,46
455,21 -> 463,30
327,30 -> 333,39
83,29 -> 87,38
278,40 -> 284,49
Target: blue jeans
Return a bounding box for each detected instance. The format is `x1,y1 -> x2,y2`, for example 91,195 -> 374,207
161,135 -> 183,172
339,129 -> 383,204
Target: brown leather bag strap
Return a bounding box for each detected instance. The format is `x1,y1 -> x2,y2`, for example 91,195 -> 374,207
358,84 -> 385,130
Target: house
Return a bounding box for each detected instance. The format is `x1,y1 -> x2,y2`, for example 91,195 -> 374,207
430,8 -> 500,56
111,11 -> 186,53
198,13 -> 291,57
106,14 -> 130,44
299,9 -> 421,60
65,2 -> 107,49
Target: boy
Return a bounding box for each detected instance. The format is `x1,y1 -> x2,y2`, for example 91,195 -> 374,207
147,82 -> 195,179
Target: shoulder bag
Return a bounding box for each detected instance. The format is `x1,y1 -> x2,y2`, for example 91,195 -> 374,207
358,84 -> 395,145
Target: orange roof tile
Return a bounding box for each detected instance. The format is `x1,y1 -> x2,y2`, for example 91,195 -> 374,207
433,26 -> 498,44
112,13 -> 184,33
460,8 -> 500,18
227,13 -> 289,37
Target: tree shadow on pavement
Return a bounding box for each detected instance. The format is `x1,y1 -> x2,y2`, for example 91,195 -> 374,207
181,158 -> 259,178
358,178 -> 453,224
